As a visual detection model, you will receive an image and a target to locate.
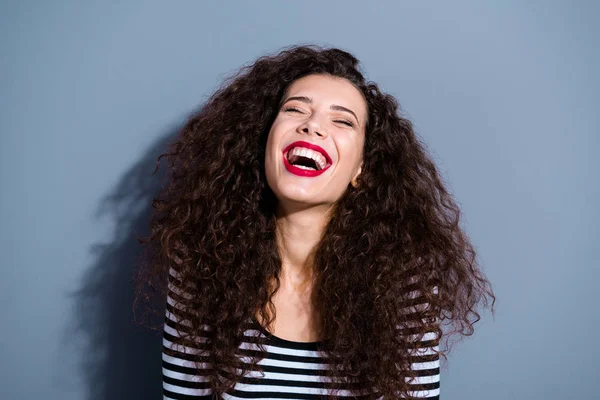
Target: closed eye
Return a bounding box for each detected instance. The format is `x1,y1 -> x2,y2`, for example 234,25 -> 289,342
334,119 -> 354,127
283,107 -> 303,113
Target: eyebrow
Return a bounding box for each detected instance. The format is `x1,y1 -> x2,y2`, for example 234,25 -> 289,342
282,95 -> 361,126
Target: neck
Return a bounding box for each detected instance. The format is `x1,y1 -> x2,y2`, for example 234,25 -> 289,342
274,202 -> 334,288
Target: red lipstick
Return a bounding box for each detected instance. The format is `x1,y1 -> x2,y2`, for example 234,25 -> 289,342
282,141 -> 332,177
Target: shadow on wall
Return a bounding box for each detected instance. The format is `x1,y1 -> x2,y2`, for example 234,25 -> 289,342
70,129 -> 179,400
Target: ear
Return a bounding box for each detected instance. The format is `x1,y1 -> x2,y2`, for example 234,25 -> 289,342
351,164 -> 363,188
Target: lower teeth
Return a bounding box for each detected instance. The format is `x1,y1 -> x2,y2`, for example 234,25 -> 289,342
294,164 -> 317,171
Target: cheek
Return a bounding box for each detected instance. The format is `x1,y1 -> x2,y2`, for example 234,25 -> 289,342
265,126 -> 284,169
337,137 -> 364,165
265,125 -> 280,154
266,119 -> 285,146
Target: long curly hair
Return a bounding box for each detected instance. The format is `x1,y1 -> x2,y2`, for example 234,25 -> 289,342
135,44 -> 496,399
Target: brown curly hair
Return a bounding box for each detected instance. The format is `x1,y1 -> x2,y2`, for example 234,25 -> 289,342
135,44 -> 496,399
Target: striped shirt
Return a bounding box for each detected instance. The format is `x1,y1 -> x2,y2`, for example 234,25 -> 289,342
163,269 -> 441,399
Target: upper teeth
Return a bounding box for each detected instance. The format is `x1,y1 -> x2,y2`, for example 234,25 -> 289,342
288,147 -> 327,170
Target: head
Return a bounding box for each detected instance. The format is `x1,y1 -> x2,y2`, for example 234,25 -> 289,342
137,44 -> 496,399
264,73 -> 367,215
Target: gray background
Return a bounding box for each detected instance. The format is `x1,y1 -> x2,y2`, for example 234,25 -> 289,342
1,1 -> 598,399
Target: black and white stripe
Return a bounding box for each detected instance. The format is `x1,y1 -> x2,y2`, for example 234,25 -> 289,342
163,269 -> 440,399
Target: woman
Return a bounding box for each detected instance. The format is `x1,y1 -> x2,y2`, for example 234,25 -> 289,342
136,44 -> 495,399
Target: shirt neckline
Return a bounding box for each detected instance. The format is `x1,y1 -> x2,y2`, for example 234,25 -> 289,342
250,315 -> 328,351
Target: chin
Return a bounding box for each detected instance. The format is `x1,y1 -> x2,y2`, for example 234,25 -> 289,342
274,186 -> 315,203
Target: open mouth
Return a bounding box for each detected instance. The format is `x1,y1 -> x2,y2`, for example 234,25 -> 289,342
282,141 -> 332,174
286,149 -> 327,171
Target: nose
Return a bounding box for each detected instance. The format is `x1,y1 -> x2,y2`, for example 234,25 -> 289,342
297,114 -> 327,138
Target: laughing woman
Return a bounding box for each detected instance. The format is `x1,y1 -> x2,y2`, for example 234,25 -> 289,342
136,45 -> 495,399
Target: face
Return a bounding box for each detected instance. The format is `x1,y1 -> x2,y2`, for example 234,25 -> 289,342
264,74 -> 367,213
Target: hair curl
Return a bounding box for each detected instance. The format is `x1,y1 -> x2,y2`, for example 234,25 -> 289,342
135,44 -> 496,399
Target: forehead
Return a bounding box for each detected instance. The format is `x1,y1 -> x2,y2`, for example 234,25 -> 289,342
284,74 -> 367,116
